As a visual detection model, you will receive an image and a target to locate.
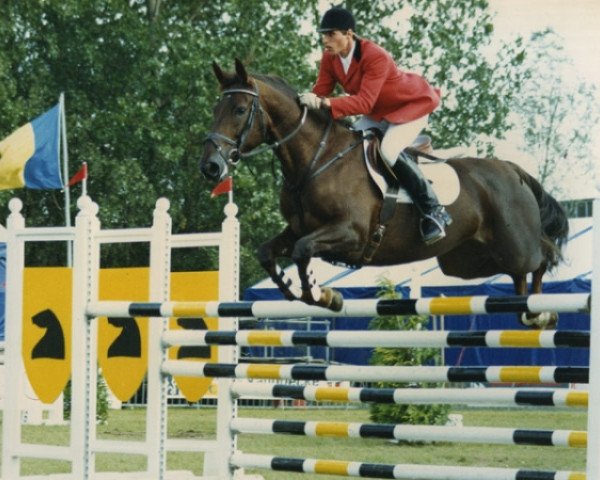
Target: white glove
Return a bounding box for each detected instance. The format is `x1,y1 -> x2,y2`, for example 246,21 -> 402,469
298,92 -> 321,109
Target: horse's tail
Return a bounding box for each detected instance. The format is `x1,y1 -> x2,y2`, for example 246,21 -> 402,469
511,163 -> 569,269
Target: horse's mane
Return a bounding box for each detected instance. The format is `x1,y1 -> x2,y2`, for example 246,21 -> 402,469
254,73 -> 297,97
253,73 -> 352,128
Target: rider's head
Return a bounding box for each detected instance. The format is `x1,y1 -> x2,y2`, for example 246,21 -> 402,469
318,6 -> 356,56
318,6 -> 355,33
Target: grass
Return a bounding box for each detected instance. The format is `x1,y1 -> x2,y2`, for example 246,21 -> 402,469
1,406 -> 588,479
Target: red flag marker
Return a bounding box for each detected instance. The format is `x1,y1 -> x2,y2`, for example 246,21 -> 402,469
68,162 -> 88,186
211,176 -> 233,198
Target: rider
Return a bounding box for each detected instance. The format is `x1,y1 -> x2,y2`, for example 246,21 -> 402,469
299,6 -> 452,245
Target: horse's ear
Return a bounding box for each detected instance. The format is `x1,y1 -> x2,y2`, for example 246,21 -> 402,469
234,58 -> 249,84
212,61 -> 227,86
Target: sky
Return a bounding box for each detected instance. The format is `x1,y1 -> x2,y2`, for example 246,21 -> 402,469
489,0 -> 600,86
482,0 -> 600,199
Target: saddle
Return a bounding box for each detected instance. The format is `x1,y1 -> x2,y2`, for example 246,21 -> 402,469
361,133 -> 446,264
365,132 -> 434,184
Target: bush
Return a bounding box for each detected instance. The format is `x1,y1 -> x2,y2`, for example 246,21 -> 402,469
63,370 -> 110,424
368,278 -> 450,430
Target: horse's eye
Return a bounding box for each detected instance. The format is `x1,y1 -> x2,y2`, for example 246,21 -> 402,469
234,106 -> 247,116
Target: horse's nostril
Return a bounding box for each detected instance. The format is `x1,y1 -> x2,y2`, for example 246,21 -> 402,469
201,160 -> 221,180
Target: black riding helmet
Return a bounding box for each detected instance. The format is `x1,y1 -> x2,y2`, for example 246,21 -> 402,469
317,6 -> 355,32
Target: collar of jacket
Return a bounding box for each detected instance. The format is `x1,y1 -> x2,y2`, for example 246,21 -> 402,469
353,37 -> 362,62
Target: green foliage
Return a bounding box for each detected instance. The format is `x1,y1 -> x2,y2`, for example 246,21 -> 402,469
0,0 -> 316,285
63,373 -> 109,424
1,0 -> 529,288
369,278 -> 450,430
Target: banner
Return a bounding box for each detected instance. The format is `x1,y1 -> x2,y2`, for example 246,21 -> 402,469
0,104 -> 63,190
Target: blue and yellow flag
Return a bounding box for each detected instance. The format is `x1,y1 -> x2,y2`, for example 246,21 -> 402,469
0,104 -> 63,190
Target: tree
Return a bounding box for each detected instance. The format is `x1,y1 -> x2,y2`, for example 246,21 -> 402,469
1,0 -> 529,288
0,0 -> 317,283
510,29 -> 600,198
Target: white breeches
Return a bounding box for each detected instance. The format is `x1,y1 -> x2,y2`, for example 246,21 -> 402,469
353,115 -> 429,166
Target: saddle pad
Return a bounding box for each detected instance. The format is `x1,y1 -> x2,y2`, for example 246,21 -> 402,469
364,140 -> 460,206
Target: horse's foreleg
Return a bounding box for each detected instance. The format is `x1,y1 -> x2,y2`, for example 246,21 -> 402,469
257,227 -> 301,301
291,223 -> 363,311
294,256 -> 344,311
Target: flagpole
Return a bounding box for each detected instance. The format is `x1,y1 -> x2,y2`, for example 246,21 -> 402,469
60,93 -> 72,267
82,162 -> 88,197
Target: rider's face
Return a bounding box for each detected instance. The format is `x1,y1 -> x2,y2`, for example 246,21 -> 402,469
321,30 -> 354,56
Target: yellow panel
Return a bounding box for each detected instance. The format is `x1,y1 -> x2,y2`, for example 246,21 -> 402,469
21,267 -> 219,405
23,267 -> 72,404
169,271 -> 219,403
98,268 -> 149,402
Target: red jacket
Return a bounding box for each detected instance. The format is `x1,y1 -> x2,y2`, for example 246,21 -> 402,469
312,38 -> 441,123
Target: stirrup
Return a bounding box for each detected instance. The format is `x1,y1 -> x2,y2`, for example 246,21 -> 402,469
420,207 -> 452,245
420,219 -> 446,245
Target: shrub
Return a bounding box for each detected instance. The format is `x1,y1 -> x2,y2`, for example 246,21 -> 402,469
368,278 -> 450,430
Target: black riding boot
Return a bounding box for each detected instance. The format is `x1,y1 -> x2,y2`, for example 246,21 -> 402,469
390,151 -> 452,245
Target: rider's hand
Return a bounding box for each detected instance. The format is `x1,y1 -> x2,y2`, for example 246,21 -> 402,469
298,92 -> 321,110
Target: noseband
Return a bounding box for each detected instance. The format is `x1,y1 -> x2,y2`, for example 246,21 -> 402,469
204,85 -> 308,168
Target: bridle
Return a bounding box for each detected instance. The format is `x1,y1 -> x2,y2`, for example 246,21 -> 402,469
204,82 -> 362,194
203,84 -> 308,168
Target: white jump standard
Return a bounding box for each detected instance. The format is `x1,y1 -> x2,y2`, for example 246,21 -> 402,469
3,192 -> 599,480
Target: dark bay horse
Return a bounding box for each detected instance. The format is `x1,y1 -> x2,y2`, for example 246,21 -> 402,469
201,60 -> 569,328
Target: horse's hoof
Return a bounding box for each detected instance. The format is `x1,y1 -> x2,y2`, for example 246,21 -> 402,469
319,287 -> 344,312
520,312 -> 558,330
329,289 -> 344,312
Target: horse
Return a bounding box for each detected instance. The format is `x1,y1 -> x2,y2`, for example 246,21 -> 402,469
200,59 -> 569,328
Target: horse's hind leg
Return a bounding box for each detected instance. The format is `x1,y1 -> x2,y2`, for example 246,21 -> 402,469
513,265 -> 557,329
257,226 -> 302,301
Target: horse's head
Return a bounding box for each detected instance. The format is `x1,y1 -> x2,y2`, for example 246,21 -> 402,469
201,59 -> 267,183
